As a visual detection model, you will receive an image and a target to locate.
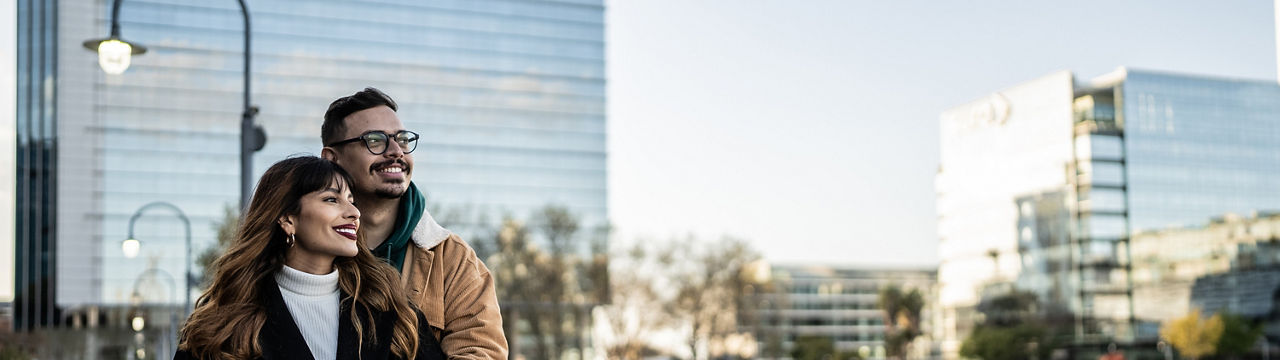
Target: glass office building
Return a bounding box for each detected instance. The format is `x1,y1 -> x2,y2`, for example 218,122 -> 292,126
74,0 -> 604,306
13,0 -> 606,352
13,0 -> 61,332
936,68 -> 1280,358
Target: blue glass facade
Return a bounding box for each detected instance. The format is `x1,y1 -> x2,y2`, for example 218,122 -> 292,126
14,0 -> 60,331
1122,72 -> 1280,232
84,0 -> 607,307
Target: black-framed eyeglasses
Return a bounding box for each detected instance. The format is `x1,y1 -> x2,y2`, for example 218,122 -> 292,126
326,130 -> 419,155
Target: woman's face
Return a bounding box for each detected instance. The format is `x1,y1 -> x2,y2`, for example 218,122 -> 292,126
281,179 -> 361,274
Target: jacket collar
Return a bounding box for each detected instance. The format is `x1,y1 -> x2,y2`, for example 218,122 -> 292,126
410,207 -> 452,250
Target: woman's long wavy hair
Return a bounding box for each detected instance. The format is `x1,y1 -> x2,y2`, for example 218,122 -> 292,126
178,156 -> 419,359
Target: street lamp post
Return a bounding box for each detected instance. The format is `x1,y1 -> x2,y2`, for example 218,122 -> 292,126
84,0 -> 266,209
129,267 -> 180,359
122,201 -> 192,316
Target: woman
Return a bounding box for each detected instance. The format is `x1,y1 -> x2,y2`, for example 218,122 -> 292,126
176,156 -> 443,360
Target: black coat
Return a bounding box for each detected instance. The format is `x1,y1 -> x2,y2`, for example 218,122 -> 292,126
174,279 -> 445,360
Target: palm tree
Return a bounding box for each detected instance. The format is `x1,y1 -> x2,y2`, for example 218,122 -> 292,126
878,286 -> 924,360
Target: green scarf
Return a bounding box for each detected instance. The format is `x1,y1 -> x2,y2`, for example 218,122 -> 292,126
372,182 -> 424,272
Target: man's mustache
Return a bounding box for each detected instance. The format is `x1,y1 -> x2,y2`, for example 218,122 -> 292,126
371,159 -> 409,172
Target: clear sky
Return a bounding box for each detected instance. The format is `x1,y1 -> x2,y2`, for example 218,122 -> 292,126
606,0 -> 1277,267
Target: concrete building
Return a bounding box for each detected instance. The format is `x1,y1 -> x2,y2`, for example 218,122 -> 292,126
744,264 -> 938,359
1130,212 -> 1280,335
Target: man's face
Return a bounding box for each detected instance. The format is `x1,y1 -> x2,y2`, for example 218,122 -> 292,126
323,105 -> 414,199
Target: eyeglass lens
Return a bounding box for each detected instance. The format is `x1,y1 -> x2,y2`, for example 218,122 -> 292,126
363,131 -> 417,154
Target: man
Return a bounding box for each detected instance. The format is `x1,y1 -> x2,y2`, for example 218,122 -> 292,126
321,87 -> 507,359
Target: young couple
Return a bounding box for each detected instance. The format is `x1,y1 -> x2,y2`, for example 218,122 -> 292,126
174,88 -> 507,360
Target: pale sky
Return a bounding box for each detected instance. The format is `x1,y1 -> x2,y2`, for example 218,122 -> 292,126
606,0 -> 1277,266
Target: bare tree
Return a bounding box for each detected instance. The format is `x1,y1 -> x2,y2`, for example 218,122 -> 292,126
579,223 -> 611,306
600,241 -> 671,359
484,205 -> 609,360
665,237 -> 761,360
534,206 -> 579,359
487,218 -> 550,359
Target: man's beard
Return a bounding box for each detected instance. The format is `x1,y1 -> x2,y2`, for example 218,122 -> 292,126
369,159 -> 409,199
375,184 -> 407,199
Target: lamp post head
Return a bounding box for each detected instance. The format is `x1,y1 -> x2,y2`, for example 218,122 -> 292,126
131,315 -> 145,332
82,37 -> 147,74
122,238 -> 140,258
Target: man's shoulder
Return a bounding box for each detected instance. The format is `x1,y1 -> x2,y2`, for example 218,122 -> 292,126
414,233 -> 484,266
407,206 -> 453,249
423,233 -> 473,252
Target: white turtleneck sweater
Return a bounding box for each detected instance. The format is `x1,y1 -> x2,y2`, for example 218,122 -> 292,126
275,265 -> 340,360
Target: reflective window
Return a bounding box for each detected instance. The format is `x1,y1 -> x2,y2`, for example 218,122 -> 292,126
1123,73 -> 1280,233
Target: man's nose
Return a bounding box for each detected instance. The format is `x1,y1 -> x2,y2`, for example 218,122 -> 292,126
382,139 -> 405,158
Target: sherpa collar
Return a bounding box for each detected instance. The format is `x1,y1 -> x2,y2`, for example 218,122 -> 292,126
410,197 -> 451,250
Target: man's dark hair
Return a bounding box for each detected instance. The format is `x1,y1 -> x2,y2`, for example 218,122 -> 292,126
322,87 -> 398,145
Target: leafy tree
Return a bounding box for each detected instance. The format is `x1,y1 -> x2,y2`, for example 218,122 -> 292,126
1217,313 -> 1263,359
959,324 -> 1048,360
195,205 -> 238,289
791,335 -> 836,360
975,291 -> 1038,327
789,335 -> 862,360
0,348 -> 29,360
959,290 -> 1054,360
1160,309 -> 1225,360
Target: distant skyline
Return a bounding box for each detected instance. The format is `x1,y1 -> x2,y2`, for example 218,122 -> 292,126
607,0 -> 1277,266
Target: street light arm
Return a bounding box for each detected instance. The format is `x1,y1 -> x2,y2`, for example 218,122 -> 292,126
239,0 -> 250,113
130,268 -> 179,306
125,201 -> 193,316
126,201 -> 191,240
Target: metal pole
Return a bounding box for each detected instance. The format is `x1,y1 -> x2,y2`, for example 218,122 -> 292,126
126,202 -> 192,316
237,0 -> 255,210
184,208 -> 191,316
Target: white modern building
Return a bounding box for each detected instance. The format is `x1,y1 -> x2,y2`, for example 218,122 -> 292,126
937,68 -> 1280,358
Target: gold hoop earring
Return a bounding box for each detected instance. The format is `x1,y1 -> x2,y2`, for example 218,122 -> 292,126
286,233 -> 296,247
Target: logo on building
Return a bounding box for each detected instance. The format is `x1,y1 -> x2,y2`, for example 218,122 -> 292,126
969,92 -> 1011,129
